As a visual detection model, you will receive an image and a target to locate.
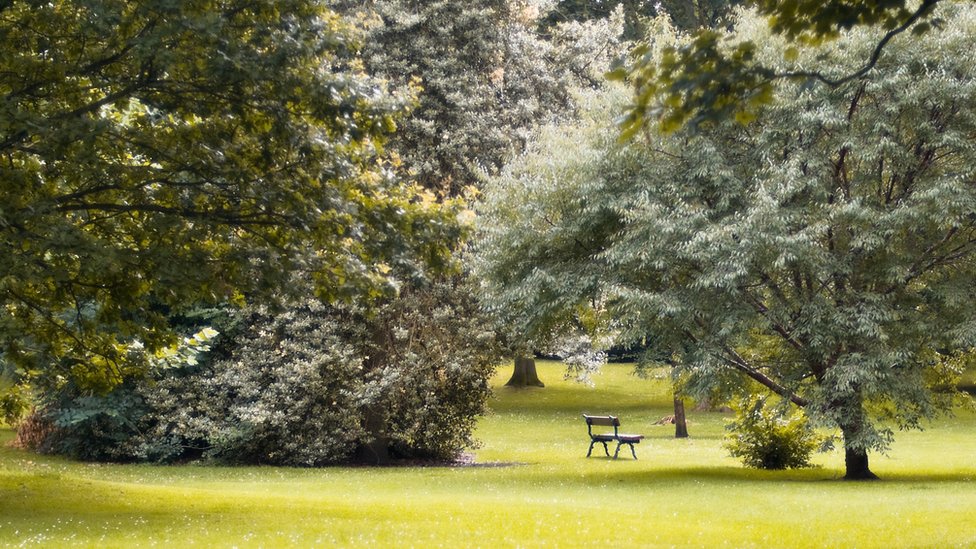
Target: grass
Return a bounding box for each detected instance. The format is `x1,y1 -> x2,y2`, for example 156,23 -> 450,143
2,361 -> 975,547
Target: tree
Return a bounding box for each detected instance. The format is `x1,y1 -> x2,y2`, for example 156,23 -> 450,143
506,356 -> 545,387
329,0 -> 627,387
331,0 -> 600,196
476,5 -> 976,479
0,1 -> 459,389
614,0 -> 948,134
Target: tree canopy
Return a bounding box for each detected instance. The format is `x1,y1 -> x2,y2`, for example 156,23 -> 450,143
476,3 -> 976,479
614,0 -> 948,134
331,0 -> 624,196
0,1 -> 460,389
541,0 -> 738,38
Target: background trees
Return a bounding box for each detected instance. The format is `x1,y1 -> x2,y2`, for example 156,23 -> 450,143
541,0 -> 738,38
477,4 -> 976,479
331,0 -> 592,196
1,1 -> 460,391
327,0 -> 628,388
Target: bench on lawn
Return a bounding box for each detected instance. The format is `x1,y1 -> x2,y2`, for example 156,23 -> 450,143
582,414 -> 644,459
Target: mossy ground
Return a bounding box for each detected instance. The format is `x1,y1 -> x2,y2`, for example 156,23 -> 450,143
1,361 -> 974,547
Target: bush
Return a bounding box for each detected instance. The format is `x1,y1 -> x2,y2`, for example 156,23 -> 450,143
116,307 -> 368,465
25,329 -> 218,461
724,396 -> 823,470
369,283 -> 498,460
24,279 -> 501,465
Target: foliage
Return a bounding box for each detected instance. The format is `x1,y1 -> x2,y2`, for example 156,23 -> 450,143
473,85 -> 632,350
129,306 -> 367,465
546,331 -> 608,384
476,4 -> 976,478
724,396 -> 824,470
330,0 -> 625,195
326,1 -> 628,383
0,0 -> 461,391
368,280 -> 502,458
27,280 -> 500,465
41,383 -> 149,461
30,329 -> 217,461
540,0 -> 738,38
613,0 -> 947,132
0,360 -> 31,425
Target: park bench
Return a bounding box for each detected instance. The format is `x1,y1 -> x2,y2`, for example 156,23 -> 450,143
582,414 -> 644,459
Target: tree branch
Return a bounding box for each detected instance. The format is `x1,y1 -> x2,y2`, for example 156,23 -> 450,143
738,286 -> 806,354
684,326 -> 809,407
53,202 -> 291,227
774,0 -> 942,87
717,344 -> 810,407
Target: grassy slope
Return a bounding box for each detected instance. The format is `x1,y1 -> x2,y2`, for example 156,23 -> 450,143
1,361 -> 974,547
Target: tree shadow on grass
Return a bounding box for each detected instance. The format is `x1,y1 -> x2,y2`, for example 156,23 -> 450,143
489,385 -> 666,415
503,464 -> 976,488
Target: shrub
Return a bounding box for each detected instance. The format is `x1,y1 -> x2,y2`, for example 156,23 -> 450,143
24,329 -> 218,461
724,396 -> 823,470
120,306 -> 368,465
369,282 -> 499,460
24,279 -> 501,465
12,409 -> 55,450
44,384 -> 149,460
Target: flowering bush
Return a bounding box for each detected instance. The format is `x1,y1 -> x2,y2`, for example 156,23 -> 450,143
123,308 -> 367,465
25,279 -> 501,465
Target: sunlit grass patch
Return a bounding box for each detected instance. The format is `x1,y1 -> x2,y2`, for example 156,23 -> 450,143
1,360 -> 975,547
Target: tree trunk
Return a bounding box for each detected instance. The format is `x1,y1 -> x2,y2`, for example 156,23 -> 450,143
673,395 -> 689,438
843,446 -> 877,481
356,323 -> 391,465
356,405 -> 391,465
837,398 -> 879,480
505,356 -> 544,387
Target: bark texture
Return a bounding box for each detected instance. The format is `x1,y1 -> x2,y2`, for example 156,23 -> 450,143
505,356 -> 545,387
838,400 -> 879,480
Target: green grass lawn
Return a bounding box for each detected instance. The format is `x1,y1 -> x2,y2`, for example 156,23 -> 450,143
2,361 -> 975,547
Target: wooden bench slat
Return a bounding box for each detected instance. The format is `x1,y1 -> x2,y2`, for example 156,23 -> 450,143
585,416 -> 619,427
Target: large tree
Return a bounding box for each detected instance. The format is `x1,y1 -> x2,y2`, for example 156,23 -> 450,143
328,0 -> 626,386
476,5 -> 976,479
0,1 -> 459,389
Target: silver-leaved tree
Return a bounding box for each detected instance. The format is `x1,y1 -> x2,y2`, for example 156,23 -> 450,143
476,6 -> 976,480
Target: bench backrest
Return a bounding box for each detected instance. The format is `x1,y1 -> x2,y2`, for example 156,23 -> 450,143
583,414 -> 620,438
583,415 -> 620,427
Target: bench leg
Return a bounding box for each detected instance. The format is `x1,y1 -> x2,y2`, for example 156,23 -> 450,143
588,440 -> 609,457
613,442 -> 638,460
